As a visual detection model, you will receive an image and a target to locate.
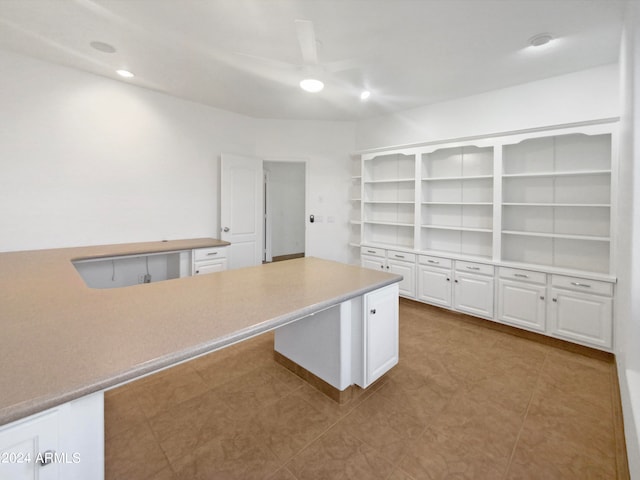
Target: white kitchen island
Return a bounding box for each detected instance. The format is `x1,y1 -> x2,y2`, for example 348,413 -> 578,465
0,239 -> 401,479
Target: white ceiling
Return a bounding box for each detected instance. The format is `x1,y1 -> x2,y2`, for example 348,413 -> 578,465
0,0 -> 627,121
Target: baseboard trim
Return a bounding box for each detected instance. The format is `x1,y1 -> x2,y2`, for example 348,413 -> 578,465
274,350 -> 355,404
271,253 -> 305,263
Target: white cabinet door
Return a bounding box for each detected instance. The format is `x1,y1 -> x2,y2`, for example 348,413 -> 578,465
454,272 -> 494,318
363,284 -> 399,387
193,259 -> 227,275
361,255 -> 384,271
387,259 -> 416,298
549,288 -> 613,349
0,411 -> 59,480
498,279 -> 546,332
418,265 -> 452,307
220,153 -> 264,269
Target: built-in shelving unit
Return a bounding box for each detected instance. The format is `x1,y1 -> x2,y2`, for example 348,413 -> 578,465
361,153 -> 416,249
355,120 -> 617,352
348,156 -> 363,262
419,145 -> 494,259
356,122 -> 616,278
501,133 -> 612,274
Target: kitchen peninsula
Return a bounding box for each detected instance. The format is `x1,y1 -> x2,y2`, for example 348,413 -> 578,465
0,238 -> 401,479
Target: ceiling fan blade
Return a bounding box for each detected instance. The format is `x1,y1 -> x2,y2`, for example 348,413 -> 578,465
294,19 -> 318,65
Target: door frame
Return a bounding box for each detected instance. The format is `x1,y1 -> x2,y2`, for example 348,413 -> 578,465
263,158 -> 309,263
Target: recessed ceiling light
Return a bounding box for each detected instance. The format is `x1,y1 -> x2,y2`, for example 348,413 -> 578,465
528,33 -> 554,48
300,78 -> 324,93
116,69 -> 134,78
360,90 -> 371,101
90,41 -> 116,54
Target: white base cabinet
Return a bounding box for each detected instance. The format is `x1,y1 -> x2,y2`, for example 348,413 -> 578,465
418,265 -> 452,307
361,247 -> 416,298
192,246 -> 228,275
0,393 -> 104,480
549,276 -> 613,349
497,267 -> 548,333
0,411 -> 59,480
498,279 -> 546,333
453,262 -> 495,319
363,247 -> 615,351
417,255 -> 452,307
274,283 -> 399,391
362,283 -> 399,387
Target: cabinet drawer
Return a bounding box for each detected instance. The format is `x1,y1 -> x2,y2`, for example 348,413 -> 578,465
194,260 -> 227,275
387,250 -> 416,263
455,260 -> 494,276
361,246 -> 385,258
419,255 -> 452,268
194,247 -> 227,261
499,267 -> 546,285
551,275 -> 613,296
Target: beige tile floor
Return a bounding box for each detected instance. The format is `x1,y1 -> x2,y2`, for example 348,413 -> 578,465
105,300 -> 627,480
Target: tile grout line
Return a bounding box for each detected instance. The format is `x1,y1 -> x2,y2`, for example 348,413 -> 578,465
276,382 -> 377,473
502,350 -> 549,480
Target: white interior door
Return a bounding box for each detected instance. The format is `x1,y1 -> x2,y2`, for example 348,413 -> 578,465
220,153 -> 264,269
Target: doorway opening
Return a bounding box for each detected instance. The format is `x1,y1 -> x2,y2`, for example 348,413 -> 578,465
264,161 -> 306,263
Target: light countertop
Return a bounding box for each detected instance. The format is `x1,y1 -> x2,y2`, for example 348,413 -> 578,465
0,239 -> 400,426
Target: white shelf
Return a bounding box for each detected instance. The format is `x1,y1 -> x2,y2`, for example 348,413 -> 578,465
364,178 -> 415,184
420,249 -> 493,263
351,176 -> 362,180
502,230 -> 610,242
350,198 -> 361,202
364,200 -> 415,204
503,203 -> 610,208
363,220 -> 414,227
361,241 -> 414,251
350,220 -> 362,225
502,169 -> 611,179
422,225 -> 492,233
422,202 -> 492,206
422,175 -> 493,182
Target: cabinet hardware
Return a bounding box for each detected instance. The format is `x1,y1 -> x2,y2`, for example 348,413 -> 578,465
540,296 -> 545,300
386,266 -> 389,269
427,260 -> 439,264
466,266 -> 480,270
195,270 -> 199,274
370,308 -> 376,314
514,273 -> 529,278
394,255 -> 405,259
367,250 -> 376,254
454,279 -> 459,283
552,298 -> 558,302
380,265 -> 384,269
38,450 -> 56,467
222,227 -> 230,232
570,282 -> 591,288
446,278 -> 450,282
207,252 -> 218,256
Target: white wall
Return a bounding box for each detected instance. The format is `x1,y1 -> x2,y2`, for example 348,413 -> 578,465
264,161 -> 305,257
0,50 -> 355,263
616,2 -> 640,477
356,64 -> 619,150
256,120 -> 356,263
0,49 -> 257,252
